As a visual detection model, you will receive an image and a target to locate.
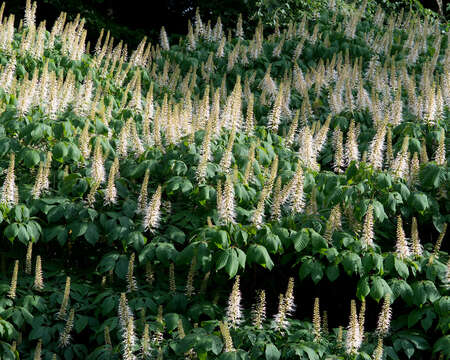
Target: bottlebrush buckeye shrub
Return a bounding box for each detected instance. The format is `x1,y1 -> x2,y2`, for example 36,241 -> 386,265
0,0 -> 448,359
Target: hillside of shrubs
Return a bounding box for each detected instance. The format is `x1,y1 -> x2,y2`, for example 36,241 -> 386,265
0,0 -> 448,359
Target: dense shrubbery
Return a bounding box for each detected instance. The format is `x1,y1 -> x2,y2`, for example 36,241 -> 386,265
2,0 -> 447,49
0,0 -> 449,359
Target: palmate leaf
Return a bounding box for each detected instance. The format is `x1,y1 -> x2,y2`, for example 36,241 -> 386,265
291,229 -> 310,252
247,244 -> 274,270
433,335 -> 450,357
0,0 -> 447,358
265,343 -> 281,360
22,149 -> 40,168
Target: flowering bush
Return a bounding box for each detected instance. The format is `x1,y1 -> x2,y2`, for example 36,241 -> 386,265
0,0 -> 448,359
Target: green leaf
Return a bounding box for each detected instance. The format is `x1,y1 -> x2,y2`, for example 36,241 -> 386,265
434,296 -> 450,317
389,279 -> 413,302
421,308 -> 436,331
411,282 -> 427,305
299,259 -> 313,280
264,233 -> 281,253
17,224 -> 30,243
326,264 -> 339,282
84,223 -> 99,245
216,250 -> 230,271
0,138 -> 11,157
420,163 -> 445,189
26,221 -> 40,241
357,277 -> 370,300
371,277 -> 391,302
66,143 -> 81,162
167,225 -> 185,244
166,176 -> 182,193
156,243 -> 177,265
53,142 -> 68,161
372,200 -> 387,222
385,346 -> 400,360
342,252 -> 361,275
114,255 -> 129,279
235,248 -> 246,269
164,313 -> 179,331
14,205 -> 29,222
408,334 -> 429,351
265,344 -> 280,360
98,253 -> 119,273
69,222 -> 88,238
384,253 -> 395,274
423,281 -> 440,302
247,244 -> 274,270
74,315 -> 89,333
128,231 -> 146,251
292,229 -> 310,252
310,261 -> 323,284
408,309 -> 423,328
310,229 -> 327,252
394,257 -> 409,278
219,352 -> 240,360
101,297 -> 115,316
4,223 -> 19,241
296,346 -> 319,360
401,339 -> 415,358
23,150 -> 40,168
225,250 -> 239,278
213,230 -> 229,249
433,335 -> 450,356
47,205 -> 65,223
409,192 -> 429,212
376,173 -> 392,188
181,178 -> 193,193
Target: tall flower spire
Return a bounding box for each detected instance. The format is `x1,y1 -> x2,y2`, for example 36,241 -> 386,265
185,256 -> 197,298
1,153 -> 19,207
434,129 -> 446,166
57,276 -> 71,319
345,119 -> 359,166
33,255 -> 44,291
333,128 -> 344,173
32,162 -> 45,199
104,157 -> 119,205
219,321 -> 234,352
267,82 -> 284,133
395,216 -> 410,259
91,138 -> 105,184
118,293 -> 136,360
361,204 -> 375,249
33,340 -> 42,360
345,299 -> 362,355
137,168 -> 150,214
59,308 -> 75,347
7,260 -> 19,299
410,217 -> 423,257
218,175 -> 236,224
252,290 -> 266,329
274,294 -> 288,332
368,123 -> 386,170
126,253 -> 137,293
284,277 -> 296,316
290,161 -> 305,214
25,241 -> 33,274
143,185 -> 162,232
313,297 -> 321,342
376,294 -> 392,337
226,276 -> 243,328
160,26 -> 170,51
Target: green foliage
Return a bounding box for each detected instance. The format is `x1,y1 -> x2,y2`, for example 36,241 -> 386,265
0,0 -> 448,359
